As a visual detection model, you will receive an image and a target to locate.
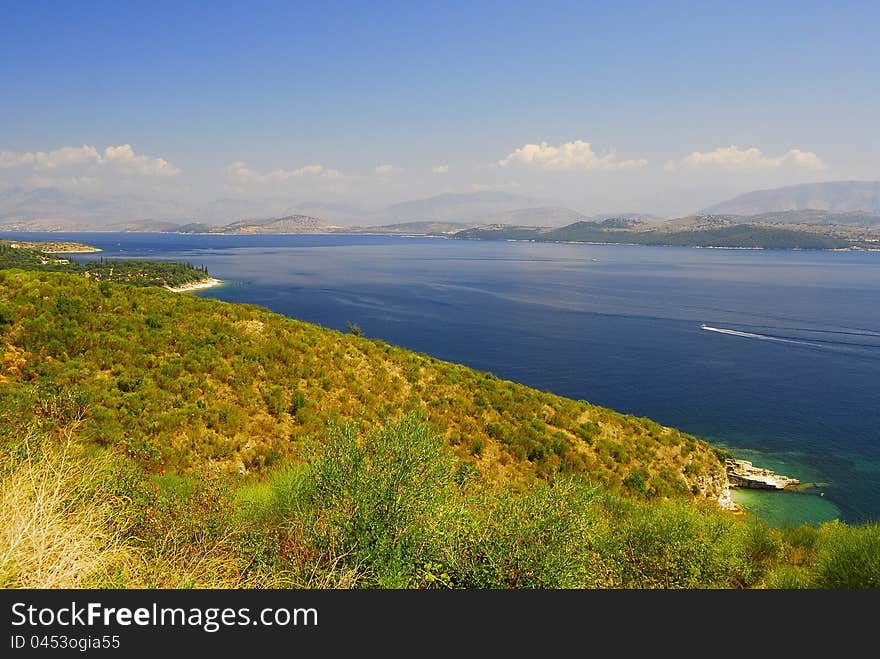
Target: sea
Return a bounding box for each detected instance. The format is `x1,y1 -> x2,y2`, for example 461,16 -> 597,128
6,231 -> 879,527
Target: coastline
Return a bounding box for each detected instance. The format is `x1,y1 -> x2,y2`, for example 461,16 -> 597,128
46,247 -> 104,253
6,240 -> 103,254
719,449 -> 842,527
3,229 -> 879,250
164,277 -> 223,293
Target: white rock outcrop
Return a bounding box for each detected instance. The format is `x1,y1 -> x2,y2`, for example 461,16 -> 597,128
726,459 -> 799,490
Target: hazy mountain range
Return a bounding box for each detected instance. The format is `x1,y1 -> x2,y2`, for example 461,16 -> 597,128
703,181 -> 880,215
1,181 -> 879,233
382,191 -> 549,224
0,186 -> 191,230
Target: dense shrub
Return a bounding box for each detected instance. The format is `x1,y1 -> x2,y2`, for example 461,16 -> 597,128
810,522 -> 880,589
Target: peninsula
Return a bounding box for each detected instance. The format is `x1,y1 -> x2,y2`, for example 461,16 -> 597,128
0,239 -> 216,289
7,240 -> 102,253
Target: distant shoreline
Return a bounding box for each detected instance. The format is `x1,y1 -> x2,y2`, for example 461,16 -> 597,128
48,247 -> 105,253
471,236 -> 880,252
2,228 -> 879,251
164,277 -> 223,293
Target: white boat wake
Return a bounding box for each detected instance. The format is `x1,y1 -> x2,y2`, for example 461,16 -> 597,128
699,324 -> 827,349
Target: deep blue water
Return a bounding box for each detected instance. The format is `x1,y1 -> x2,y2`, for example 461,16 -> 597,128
6,231 -> 880,526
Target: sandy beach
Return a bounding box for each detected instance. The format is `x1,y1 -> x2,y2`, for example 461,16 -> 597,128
164,277 -> 223,293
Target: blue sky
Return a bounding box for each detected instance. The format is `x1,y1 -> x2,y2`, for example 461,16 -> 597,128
1,0 -> 877,217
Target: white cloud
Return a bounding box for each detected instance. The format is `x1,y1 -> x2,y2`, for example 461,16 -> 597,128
499,140 -> 647,171
375,164 -> 396,175
37,145 -> 100,169
267,164 -> 342,180
432,164 -> 449,174
225,161 -> 342,183
667,145 -> 826,172
225,161 -> 257,180
101,144 -> 180,176
0,144 -> 179,176
1,146 -> 97,169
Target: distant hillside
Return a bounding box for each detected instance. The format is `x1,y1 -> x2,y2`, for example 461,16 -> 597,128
745,210 -> 880,227
174,222 -> 216,233
216,214 -> 342,234
704,181 -> 880,215
358,221 -> 483,235
453,218 -> 867,250
194,197 -> 344,225
473,206 -> 586,227
0,185 -> 191,226
376,193 -> 666,229
289,201 -> 369,226
383,191 -> 548,223
358,207 -> 636,234
0,216 -> 186,233
587,214 -> 657,227
651,214 -> 739,232
0,184 -> 369,230
0,217 -> 93,232
0,185 -> 658,233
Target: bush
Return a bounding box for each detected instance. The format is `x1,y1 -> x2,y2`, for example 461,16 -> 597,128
297,415 -> 457,587
290,389 -> 308,415
593,498 -> 753,588
623,469 -> 648,495
810,522 -> 880,589
450,478 -> 603,588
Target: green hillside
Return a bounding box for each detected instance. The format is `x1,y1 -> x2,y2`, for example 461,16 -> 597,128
1,269 -> 878,588
453,222 -> 854,249
0,268 -> 725,495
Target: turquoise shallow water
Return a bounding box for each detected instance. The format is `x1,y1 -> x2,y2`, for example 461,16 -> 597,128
5,231 -> 879,526
730,489 -> 841,528
713,443 -> 844,527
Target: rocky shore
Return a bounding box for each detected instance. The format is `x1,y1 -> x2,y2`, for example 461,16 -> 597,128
726,459 -> 800,490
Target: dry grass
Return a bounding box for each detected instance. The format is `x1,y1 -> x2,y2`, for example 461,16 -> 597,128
0,427 -> 131,588
0,424 -> 284,590
125,545 -> 249,589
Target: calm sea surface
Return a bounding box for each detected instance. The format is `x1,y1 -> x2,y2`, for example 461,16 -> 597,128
7,232 -> 880,526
